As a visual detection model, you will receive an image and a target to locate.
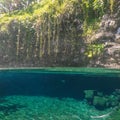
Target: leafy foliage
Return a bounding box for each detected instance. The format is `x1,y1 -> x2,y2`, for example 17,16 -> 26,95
85,44 -> 104,58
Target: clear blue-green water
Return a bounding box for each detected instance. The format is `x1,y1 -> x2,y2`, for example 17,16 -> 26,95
0,67 -> 120,120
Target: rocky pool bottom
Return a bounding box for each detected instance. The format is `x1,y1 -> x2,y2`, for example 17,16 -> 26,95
0,95 -> 119,120
0,88 -> 120,120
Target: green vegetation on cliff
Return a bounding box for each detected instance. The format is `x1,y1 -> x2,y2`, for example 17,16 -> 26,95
0,0 -> 116,66
0,0 -> 115,33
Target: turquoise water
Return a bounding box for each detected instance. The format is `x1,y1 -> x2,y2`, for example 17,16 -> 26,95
0,68 -> 120,120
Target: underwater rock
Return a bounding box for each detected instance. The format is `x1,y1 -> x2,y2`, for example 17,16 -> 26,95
106,94 -> 120,108
84,90 -> 120,110
108,108 -> 120,120
93,96 -> 107,110
85,91 -> 115,110
84,90 -> 94,100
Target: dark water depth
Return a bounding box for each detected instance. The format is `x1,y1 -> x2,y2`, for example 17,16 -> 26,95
0,68 -> 120,98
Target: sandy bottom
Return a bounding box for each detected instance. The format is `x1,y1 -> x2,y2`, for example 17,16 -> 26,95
0,96 -> 113,120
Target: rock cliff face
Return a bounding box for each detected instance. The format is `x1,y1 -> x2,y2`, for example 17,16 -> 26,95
88,1 -> 120,68
0,1 -> 120,68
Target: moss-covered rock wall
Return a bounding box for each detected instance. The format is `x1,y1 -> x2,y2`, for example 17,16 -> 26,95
0,0 -> 118,67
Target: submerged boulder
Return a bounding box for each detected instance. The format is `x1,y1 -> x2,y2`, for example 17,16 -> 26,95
84,90 -> 94,99
84,90 -> 120,110
93,96 -> 107,110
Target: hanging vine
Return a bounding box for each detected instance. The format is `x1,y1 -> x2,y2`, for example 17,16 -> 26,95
47,14 -> 51,55
109,0 -> 115,13
16,22 -> 21,59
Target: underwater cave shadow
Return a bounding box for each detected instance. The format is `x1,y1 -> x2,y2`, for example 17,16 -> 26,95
0,97 -> 8,104
0,104 -> 26,116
